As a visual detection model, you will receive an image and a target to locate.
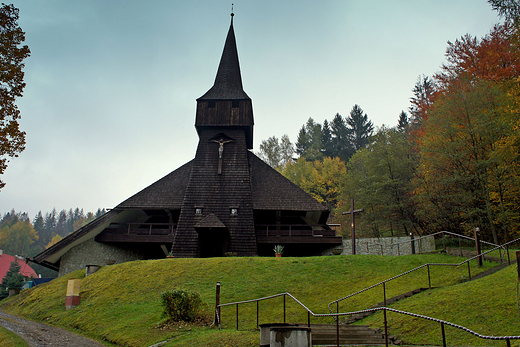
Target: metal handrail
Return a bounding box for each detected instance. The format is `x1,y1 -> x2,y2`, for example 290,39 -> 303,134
217,291 -> 520,346
327,237 -> 520,313
373,230 -> 503,255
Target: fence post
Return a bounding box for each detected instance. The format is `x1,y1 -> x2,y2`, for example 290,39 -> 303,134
458,236 -> 463,257
410,233 -> 415,255
474,227 -> 483,267
442,232 -> 446,253
507,244 -> 511,265
215,282 -> 221,328
384,308 -> 389,347
467,261 -> 472,280
236,303 -> 239,330
441,322 -> 447,347
336,305 -> 340,347
427,264 -> 431,289
283,294 -> 286,323
383,282 -> 387,306
516,251 -> 520,280
256,300 -> 259,329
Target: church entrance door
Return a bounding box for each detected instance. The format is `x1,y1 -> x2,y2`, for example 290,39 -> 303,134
196,227 -> 228,258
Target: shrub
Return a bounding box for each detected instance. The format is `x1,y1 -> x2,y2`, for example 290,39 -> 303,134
160,289 -> 204,322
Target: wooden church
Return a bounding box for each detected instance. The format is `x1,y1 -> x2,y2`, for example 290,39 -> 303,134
32,14 -> 342,276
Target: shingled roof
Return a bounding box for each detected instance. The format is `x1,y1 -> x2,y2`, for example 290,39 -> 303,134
197,16 -> 250,101
116,160 -> 193,210
249,152 -> 328,211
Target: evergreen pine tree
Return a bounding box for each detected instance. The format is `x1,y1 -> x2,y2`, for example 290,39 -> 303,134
321,119 -> 333,157
346,104 -> 374,150
0,259 -> 26,300
330,113 -> 353,162
397,111 -> 409,131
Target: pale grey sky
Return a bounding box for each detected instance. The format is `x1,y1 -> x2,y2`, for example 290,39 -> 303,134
1,1 -> 501,218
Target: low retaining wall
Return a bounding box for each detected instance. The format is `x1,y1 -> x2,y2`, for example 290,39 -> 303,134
323,235 -> 436,256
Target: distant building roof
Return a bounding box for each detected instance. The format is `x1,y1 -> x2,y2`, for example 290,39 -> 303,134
0,252 -> 38,281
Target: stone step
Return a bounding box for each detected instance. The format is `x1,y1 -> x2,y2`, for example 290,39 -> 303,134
291,323 -> 399,346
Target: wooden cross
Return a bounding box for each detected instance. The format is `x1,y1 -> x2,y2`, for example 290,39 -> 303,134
342,198 -> 363,255
211,138 -> 233,174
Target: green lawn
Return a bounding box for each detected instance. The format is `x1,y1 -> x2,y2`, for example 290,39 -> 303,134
0,254 -> 506,346
362,264 -> 520,347
0,325 -> 30,347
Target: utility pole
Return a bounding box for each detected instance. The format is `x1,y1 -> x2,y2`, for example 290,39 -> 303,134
342,199 -> 363,255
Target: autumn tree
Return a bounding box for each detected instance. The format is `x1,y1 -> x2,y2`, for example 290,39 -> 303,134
257,135 -> 294,169
0,4 -> 30,190
488,0 -> 520,25
409,75 -> 436,130
342,126 -> 419,237
0,219 -> 38,256
280,156 -> 347,211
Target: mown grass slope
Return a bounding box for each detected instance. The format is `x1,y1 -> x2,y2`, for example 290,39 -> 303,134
0,326 -> 30,347
0,254 -> 504,346
363,263 -> 520,347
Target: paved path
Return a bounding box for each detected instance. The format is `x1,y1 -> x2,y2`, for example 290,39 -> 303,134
0,309 -> 106,347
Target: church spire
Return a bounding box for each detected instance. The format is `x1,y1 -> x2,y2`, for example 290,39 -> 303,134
198,12 -> 249,100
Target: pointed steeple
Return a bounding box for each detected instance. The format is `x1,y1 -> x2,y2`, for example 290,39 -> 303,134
198,14 -> 250,100
195,13 -> 254,149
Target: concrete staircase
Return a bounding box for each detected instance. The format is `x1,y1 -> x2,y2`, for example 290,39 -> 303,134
343,288 -> 428,324
306,323 -> 400,346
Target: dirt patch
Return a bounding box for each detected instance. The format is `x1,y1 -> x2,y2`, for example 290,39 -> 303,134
0,309 -> 106,347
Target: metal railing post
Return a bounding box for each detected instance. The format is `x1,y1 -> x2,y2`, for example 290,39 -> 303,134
336,311 -> 340,347
307,311 -> 310,327
507,244 -> 511,265
236,303 -> 239,330
215,282 -> 221,328
467,261 -> 472,280
384,308 -> 389,347
256,300 -> 259,329
383,282 -> 387,306
427,264 -> 431,289
441,322 -> 447,347
283,294 -> 286,323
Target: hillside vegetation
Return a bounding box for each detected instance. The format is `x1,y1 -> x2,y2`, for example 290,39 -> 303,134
0,254 -> 512,347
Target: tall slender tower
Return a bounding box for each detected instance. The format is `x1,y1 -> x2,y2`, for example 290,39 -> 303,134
172,13 -> 257,257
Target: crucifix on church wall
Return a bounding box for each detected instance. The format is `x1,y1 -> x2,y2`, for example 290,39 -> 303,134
342,198 -> 363,255
210,136 -> 234,175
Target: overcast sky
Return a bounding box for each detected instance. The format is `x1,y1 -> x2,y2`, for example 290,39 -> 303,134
1,1 -> 501,218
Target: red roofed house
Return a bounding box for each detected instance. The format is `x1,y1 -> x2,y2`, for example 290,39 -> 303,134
0,250 -> 38,282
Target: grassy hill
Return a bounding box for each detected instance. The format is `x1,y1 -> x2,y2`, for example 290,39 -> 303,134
0,253 -> 514,347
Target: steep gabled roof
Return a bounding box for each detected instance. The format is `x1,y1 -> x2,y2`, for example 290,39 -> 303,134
116,160 -> 193,210
249,152 -> 328,212
198,16 -> 250,101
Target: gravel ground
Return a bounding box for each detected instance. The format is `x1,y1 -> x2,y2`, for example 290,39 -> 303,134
0,309 -> 107,347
